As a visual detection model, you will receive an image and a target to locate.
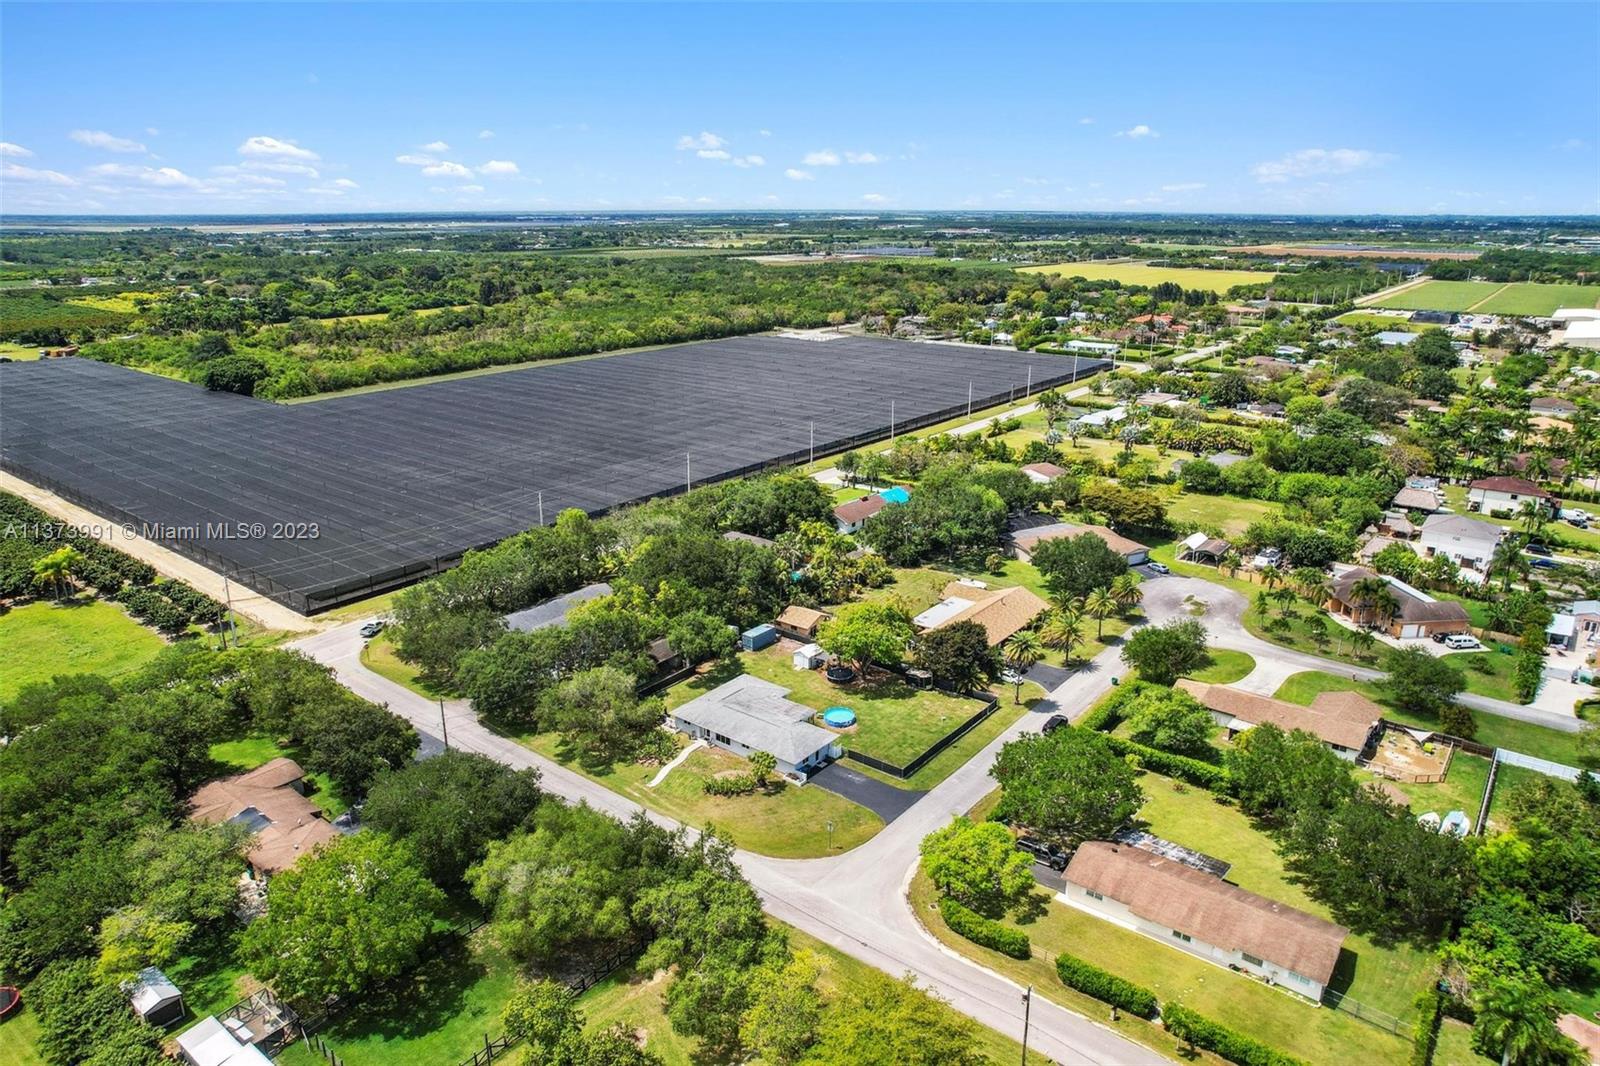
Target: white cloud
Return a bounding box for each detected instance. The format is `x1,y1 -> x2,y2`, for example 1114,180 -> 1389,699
695,196 -> 714,204
145,127 -> 160,136
1116,124 -> 1158,139
732,154 -> 764,168
70,129 -> 147,153
861,192 -> 888,204
758,129 -> 772,137
421,160 -> 473,178
0,142 -> 34,158
676,131 -> 726,151
395,153 -> 436,166
1161,182 -> 1206,192
1078,117 -> 1095,125
478,129 -> 495,139
306,185 -> 347,196
421,141 -> 451,152
697,148 -> 731,160
248,161 -> 319,177
477,160 -> 520,176
784,168 -> 814,181
238,135 -> 319,161
1251,147 -> 1385,184
2,161 -> 75,185
458,184 -> 485,193
803,149 -> 841,166
89,163 -> 203,188
1559,137 -> 1588,151
844,151 -> 880,165
333,177 -> 359,189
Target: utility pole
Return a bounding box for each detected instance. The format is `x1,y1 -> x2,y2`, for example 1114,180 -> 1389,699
686,452 -> 691,493
1020,985 -> 1032,1065
890,400 -> 896,443
537,490 -> 544,526
221,575 -> 239,649
1026,366 -> 1033,397
810,421 -> 815,466
438,698 -> 449,749
968,380 -> 973,417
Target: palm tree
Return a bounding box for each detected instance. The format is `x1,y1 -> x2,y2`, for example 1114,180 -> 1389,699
1517,499 -> 1549,540
1002,631 -> 1045,704
1258,564 -> 1282,591
30,545 -> 82,601
1039,611 -> 1085,668
1110,572 -> 1143,615
1084,587 -> 1117,639
1490,538 -> 1529,592
1349,575 -> 1390,626
1220,550 -> 1242,577
1254,590 -> 1274,618
1349,629 -> 1377,662
1473,976 -> 1574,1066
1368,588 -> 1401,631
1049,591 -> 1085,620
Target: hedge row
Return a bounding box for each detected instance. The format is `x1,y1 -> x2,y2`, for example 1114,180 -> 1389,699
1054,951 -> 1158,1018
938,898 -> 1030,960
1410,988 -> 1444,1066
702,773 -> 757,796
1162,1002 -> 1308,1066
1079,683 -> 1232,791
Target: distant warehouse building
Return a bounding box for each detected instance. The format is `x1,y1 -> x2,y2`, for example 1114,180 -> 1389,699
1061,842 -> 1348,1000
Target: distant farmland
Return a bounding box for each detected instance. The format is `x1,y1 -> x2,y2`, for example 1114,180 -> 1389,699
1371,280 -> 1600,316
1018,260 -> 1275,293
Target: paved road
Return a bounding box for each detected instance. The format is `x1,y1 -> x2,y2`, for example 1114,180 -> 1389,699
289,623 -> 1161,1064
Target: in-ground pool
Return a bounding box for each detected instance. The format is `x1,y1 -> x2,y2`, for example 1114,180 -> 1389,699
823,707 -> 857,728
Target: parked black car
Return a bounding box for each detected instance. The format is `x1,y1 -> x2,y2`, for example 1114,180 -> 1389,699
1042,714 -> 1070,734
1016,836 -> 1070,871
1526,542 -> 1553,557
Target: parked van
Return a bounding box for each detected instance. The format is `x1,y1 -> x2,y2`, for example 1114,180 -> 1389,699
1442,633 -> 1481,650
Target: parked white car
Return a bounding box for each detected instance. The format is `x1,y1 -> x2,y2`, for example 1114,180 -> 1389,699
1442,633 -> 1481,650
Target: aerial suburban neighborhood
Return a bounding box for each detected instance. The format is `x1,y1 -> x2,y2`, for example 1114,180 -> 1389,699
1,3 -> 1598,1066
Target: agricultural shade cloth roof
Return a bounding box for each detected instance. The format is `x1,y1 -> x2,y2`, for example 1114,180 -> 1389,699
0,335 -> 1107,611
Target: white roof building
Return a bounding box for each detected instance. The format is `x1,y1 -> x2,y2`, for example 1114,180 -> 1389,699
175,1017 -> 273,1066
1074,404 -> 1127,428
1559,321 -> 1600,350
1552,308 -> 1600,323
670,674 -> 841,780
1377,331 -> 1420,347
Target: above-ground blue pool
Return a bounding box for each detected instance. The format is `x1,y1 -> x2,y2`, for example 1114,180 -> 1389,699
823,707 -> 857,727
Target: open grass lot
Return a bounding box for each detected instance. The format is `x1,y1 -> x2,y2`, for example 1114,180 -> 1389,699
1272,671 -> 1584,765
1435,1017 -> 1494,1065
0,597 -> 165,702
360,629 -> 454,699
1335,311 -> 1427,331
1017,260 -> 1276,294
1373,279 -> 1600,316
1190,648 -> 1256,683
521,730 -> 882,858
1164,490 -> 1280,538
1371,280 -> 1500,312
0,341 -> 42,360
0,1009 -> 45,1066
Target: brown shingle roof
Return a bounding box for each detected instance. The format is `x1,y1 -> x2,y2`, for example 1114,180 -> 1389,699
1391,487 -> 1442,512
935,581 -> 1049,646
1065,842 -> 1347,986
1328,568 -> 1472,625
1022,462 -> 1069,479
1012,522 -> 1148,559
1468,475 -> 1550,498
775,605 -> 830,632
833,496 -> 886,523
1175,680 -> 1378,752
189,757 -> 338,876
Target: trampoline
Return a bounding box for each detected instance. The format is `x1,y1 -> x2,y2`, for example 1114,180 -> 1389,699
823,707 -> 857,728
0,337 -> 1107,613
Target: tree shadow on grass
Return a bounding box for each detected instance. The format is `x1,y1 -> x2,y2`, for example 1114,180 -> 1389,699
320,940 -> 487,1044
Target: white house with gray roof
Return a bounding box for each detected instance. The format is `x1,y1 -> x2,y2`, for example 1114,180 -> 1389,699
504,582 -> 613,632
1417,513 -> 1504,581
670,674 -> 841,783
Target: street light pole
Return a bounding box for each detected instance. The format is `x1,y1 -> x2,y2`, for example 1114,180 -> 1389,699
1020,985 -> 1032,1065
810,420 -> 815,466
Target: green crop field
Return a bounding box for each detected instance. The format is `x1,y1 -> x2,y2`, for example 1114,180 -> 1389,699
1372,280 -> 1600,316
1017,260 -> 1275,293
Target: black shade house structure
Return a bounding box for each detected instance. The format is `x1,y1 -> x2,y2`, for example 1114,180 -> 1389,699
0,334 -> 1107,612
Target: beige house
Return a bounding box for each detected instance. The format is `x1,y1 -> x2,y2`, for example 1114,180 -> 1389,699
188,758 -> 339,879
1062,842 -> 1348,1000
1325,568 -> 1471,640
912,581 -> 1049,647
1175,680 -> 1381,761
1011,521 -> 1150,566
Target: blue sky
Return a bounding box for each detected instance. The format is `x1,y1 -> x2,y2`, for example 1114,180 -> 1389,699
3,2 -> 1596,216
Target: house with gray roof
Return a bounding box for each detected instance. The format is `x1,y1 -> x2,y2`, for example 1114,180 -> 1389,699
504,582 -> 614,632
670,674 -> 841,782
1418,513 -> 1504,580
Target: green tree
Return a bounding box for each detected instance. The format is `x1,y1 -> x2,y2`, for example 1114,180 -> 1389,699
1002,630 -> 1044,703
1030,532 -> 1129,602
749,749 -> 777,789
243,833 -> 445,1004
1124,687 -> 1216,758
541,666 -> 665,763
30,545 -> 83,600
1225,723 -> 1359,825
805,971 -> 987,1066
1038,610 -> 1086,667
502,978 -> 583,1063
818,601 -> 914,675
666,608 -> 739,666
910,620 -> 998,694
991,728 -> 1143,849
1472,974 -> 1586,1066
1120,618 -> 1212,686
919,816 -> 1036,917
1084,587 -> 1117,639
1110,571 -> 1143,614
1383,645 -> 1466,718
740,951 -> 822,1066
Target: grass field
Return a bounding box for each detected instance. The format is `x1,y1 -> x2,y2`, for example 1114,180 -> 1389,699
520,730 -> 882,858
1164,490 -> 1280,538
1190,648 -> 1256,684
1372,279 -> 1600,316
1018,260 -> 1276,293
0,597 -> 165,702
0,1009 -> 45,1066
360,630 -> 454,698
0,341 -> 42,360
1335,311 -> 1427,331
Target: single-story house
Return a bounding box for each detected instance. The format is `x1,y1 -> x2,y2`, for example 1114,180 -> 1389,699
175,1015 -> 273,1066
1325,568 -> 1471,639
1225,304 -> 1266,322
774,604 -> 830,640
1010,521 -> 1150,566
1137,391 -> 1184,408
670,674 -> 841,782
1061,842 -> 1348,1000
1418,512 -> 1505,575
1074,405 -> 1127,429
1508,452 -> 1570,479
834,494 -> 886,534
1178,531 -> 1232,564
505,582 -> 614,632
1021,461 -> 1070,484
1377,331 -> 1419,347
128,966 -> 185,1028
722,530 -> 777,549
1391,486 -> 1444,513
1242,401 -> 1286,418
913,581 -> 1049,647
188,757 -> 341,879
1175,680 -> 1381,761
1063,339 -> 1120,356
1467,475 -> 1555,517
1377,512 -> 1417,539
1356,533 -> 1407,565
1531,395 -> 1579,418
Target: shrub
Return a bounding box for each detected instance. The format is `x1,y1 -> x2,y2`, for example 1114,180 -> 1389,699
1411,988 -> 1444,1066
1053,952 -> 1158,1017
1100,733 -> 1230,790
1162,1002 -> 1307,1066
939,897 -> 1030,960
703,773 -> 757,796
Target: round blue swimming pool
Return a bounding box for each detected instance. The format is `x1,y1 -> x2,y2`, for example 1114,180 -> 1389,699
823,706 -> 857,728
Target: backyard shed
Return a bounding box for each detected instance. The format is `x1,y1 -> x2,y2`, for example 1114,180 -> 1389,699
127,966 -> 184,1027
792,643 -> 828,669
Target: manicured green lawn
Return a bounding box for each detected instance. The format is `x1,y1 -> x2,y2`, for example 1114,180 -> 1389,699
520,731 -> 882,858
1476,282 -> 1600,317
1191,648 -> 1256,684
848,693 -> 1041,792
0,1008 -> 45,1066
1164,490 -> 1280,538
847,565 -> 959,613
360,630 -> 454,699
1371,280 -> 1503,313
1272,671 -> 1583,764
1434,1018 -> 1493,1065
166,929 -> 253,1027
0,597 -> 165,702
1336,311 -> 1425,331
209,736 -> 351,818
276,935 -> 518,1066
1131,774 -> 1436,1023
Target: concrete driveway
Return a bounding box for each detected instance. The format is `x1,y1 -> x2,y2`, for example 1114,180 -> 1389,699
809,761 -> 927,822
